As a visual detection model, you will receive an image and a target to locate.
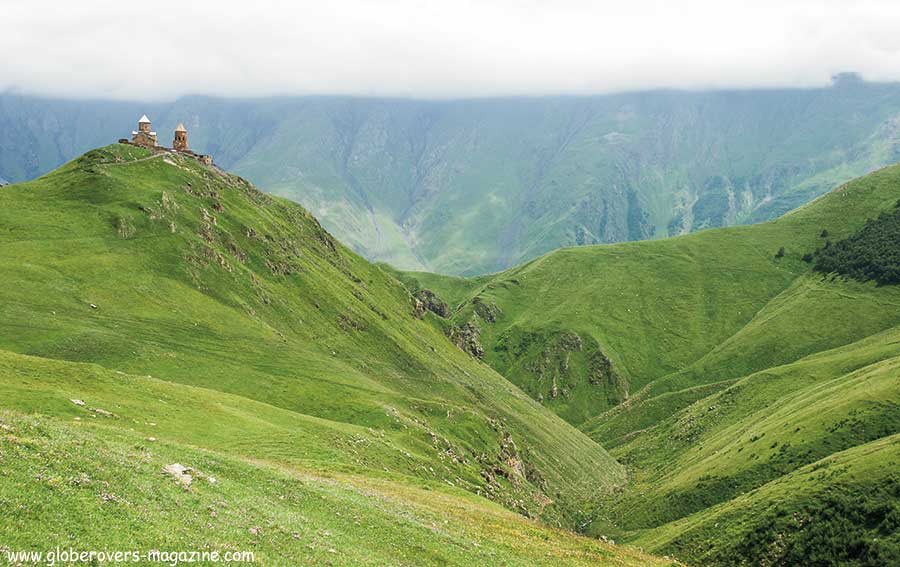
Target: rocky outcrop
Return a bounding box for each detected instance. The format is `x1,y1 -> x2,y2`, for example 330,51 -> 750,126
472,296 -> 502,322
475,418 -> 553,518
412,297 -> 427,319
447,322 -> 484,359
162,463 -> 217,488
588,349 -> 629,406
529,331 -> 584,400
414,289 -> 450,318
492,327 -> 629,414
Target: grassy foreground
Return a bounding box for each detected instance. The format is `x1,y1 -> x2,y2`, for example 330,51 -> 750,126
0,352 -> 671,566
0,145 -> 669,565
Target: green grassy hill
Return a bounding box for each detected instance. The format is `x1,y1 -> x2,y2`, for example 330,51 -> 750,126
399,164 -> 900,564
0,145 -> 671,565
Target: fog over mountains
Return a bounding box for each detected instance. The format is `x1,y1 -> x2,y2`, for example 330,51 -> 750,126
4,75 -> 900,274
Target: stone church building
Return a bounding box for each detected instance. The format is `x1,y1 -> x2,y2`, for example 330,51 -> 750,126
130,116 -> 190,152
131,115 -> 158,147
123,115 -> 211,165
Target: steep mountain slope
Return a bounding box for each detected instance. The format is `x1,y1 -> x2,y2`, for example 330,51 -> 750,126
398,164 -> 900,563
597,330 -> 900,537
0,145 -> 661,565
404,164 -> 900,421
4,76 -> 900,274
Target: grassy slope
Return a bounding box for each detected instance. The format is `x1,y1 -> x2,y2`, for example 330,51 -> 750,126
597,330 -> 900,529
413,164 -> 900,424
0,352 -> 672,566
400,164 -> 900,563
631,434 -> 900,566
0,145 -> 657,564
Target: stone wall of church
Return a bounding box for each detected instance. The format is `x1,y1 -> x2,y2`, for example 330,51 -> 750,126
131,131 -> 158,148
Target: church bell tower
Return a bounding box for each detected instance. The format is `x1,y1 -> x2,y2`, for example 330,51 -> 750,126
173,122 -> 189,151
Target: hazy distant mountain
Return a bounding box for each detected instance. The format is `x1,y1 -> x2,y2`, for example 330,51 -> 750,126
3,78 -> 900,274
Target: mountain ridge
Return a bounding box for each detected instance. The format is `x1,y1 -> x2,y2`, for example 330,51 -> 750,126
4,80 -> 900,274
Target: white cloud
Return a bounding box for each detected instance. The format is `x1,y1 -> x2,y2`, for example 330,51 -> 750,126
2,0 -> 899,100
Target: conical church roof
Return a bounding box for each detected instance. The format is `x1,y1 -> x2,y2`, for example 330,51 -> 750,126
138,115 -> 151,124
175,122 -> 186,132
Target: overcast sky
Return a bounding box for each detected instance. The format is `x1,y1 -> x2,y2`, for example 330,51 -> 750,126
3,0 -> 900,101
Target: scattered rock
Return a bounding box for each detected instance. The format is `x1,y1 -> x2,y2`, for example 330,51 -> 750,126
89,304 -> 98,310
69,473 -> 91,486
162,463 -> 193,487
412,297 -> 427,319
337,314 -> 366,332
163,463 -> 189,475
147,437 -> 157,442
249,526 -> 261,536
92,407 -> 113,417
70,399 -> 86,406
100,492 -> 121,503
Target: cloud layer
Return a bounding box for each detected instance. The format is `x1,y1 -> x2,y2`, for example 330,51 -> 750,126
3,0 -> 900,100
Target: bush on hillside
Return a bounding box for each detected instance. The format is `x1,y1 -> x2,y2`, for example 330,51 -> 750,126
811,201 -> 900,285
665,476 -> 900,567
728,478 -> 900,566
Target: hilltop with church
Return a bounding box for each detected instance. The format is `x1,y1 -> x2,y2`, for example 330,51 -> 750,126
120,115 -> 213,165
